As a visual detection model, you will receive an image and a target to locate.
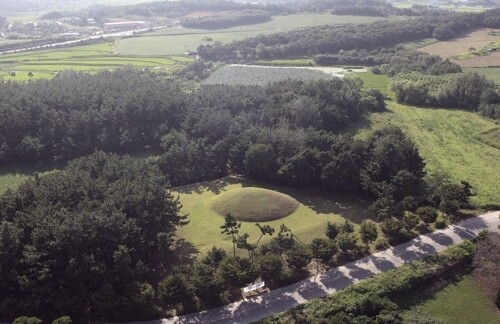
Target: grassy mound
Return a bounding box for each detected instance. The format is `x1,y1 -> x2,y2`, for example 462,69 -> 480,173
211,187 -> 300,222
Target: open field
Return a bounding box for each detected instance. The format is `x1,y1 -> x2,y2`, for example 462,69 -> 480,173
420,28 -> 500,67
173,177 -> 374,255
0,42 -> 192,80
116,14 -> 397,56
464,67 -> 500,84
357,99 -> 500,206
403,275 -> 499,323
0,162 -> 66,196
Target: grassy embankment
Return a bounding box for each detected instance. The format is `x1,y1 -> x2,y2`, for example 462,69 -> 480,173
115,14 -> 397,56
356,73 -> 500,207
0,42 -> 193,80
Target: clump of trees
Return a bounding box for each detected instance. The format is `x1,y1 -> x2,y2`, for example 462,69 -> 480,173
0,152 -> 187,322
391,72 -> 500,119
198,9 -> 500,61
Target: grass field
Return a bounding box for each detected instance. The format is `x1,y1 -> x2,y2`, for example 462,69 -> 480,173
0,42 -> 192,80
464,67 -> 500,84
173,177 -> 374,255
116,14 -> 397,56
360,102 -> 499,206
356,73 -> 500,207
403,275 -> 499,323
0,162 -> 66,196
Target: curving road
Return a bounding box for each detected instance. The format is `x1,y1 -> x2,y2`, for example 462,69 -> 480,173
134,211 -> 500,324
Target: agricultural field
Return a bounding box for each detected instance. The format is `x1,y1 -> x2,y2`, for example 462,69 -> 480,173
0,42 -> 192,80
115,14 -> 397,56
392,72 -> 458,92
420,28 -> 500,67
173,177 -> 374,255
403,275 -> 499,323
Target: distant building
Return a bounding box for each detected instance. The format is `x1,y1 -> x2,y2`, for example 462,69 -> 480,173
103,21 -> 148,33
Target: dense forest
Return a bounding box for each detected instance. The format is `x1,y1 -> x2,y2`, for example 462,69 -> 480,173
198,9 -> 500,61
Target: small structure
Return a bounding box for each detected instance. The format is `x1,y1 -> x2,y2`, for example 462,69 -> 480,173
241,280 -> 270,301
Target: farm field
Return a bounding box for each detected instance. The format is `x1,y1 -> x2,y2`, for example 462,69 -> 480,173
419,28 -> 500,67
202,64 -> 342,85
403,275 -> 499,323
0,42 -> 192,80
115,14 -> 397,56
172,177 -> 374,255
357,100 -> 500,207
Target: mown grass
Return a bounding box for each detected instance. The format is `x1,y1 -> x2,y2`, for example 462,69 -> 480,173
357,101 -> 500,206
403,275 -> 499,323
173,177 -> 374,255
211,187 -> 300,222
116,14 -> 396,56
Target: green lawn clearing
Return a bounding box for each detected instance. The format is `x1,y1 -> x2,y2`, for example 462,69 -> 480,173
173,177 -> 374,255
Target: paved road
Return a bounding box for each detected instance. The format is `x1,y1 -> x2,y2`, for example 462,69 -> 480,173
0,25 -> 169,55
137,211 -> 500,324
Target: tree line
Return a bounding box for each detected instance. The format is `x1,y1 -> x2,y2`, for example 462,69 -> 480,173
315,47 -> 462,75
197,9 -> 500,61
391,72 -> 500,119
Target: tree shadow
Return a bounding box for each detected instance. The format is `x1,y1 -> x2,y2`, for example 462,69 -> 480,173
174,176 -> 243,195
239,180 -> 375,224
0,160 -> 67,177
167,238 -> 200,267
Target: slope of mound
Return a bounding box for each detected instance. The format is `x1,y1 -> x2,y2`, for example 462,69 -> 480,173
211,187 -> 300,222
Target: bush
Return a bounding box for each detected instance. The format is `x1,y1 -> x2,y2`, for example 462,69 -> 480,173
434,218 -> 447,229
13,318 -> 42,324
374,237 -> 389,250
52,317 -> 72,324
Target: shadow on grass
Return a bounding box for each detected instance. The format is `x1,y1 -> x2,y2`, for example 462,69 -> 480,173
174,176 -> 244,195
167,238 -> 200,268
0,160 -> 67,177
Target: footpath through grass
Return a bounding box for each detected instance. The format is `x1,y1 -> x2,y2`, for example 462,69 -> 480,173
173,177 -> 374,255
404,274 -> 499,323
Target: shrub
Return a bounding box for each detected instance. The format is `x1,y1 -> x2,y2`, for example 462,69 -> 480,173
434,218 -> 447,229
374,237 -> 389,250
